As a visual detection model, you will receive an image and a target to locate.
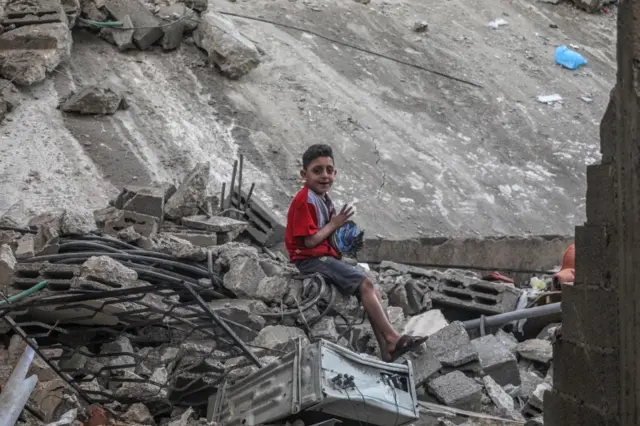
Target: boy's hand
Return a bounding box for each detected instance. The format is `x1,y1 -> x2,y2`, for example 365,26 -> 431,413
330,204 -> 354,228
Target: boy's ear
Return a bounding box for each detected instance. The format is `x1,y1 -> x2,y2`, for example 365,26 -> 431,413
300,169 -> 307,181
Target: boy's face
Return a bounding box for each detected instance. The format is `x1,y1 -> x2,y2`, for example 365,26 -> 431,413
301,156 -> 336,195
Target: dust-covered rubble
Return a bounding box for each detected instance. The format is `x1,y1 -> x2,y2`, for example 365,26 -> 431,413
0,163 -> 562,425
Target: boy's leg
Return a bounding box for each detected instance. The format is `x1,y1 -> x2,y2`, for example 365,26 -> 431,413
358,277 -> 400,360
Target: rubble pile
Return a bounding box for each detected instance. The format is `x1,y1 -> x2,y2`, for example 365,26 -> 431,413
0,163 -> 560,425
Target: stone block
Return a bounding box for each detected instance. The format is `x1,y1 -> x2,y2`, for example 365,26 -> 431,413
182,215 -> 248,235
516,339 -> 552,364
163,231 -> 217,247
585,164 -> 615,226
544,389 -> 616,426
403,309 -> 448,338
426,321 -> 478,367
572,0 -> 607,13
164,162 -> 210,220
562,285 -> 618,349
61,85 -> 123,115
80,256 -> 138,287
427,371 -> 482,411
252,325 -> 308,352
115,184 -> 166,218
208,299 -> 266,341
193,11 -> 261,79
404,349 -> 442,387
536,323 -> 561,341
0,243 -> 17,294
310,317 -> 339,342
482,375 -> 517,419
495,329 -> 518,354
552,338 -> 619,413
222,255 -> 267,298
103,0 -> 163,49
472,335 -> 520,386
15,234 -> 35,258
575,225 -> 616,290
517,365 -> 544,400
96,206 -> 159,238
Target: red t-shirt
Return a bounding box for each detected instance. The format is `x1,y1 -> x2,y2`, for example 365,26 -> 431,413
285,185 -> 338,261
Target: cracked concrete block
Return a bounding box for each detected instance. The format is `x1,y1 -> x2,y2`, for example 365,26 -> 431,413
517,339 -> 553,364
208,299 -> 267,341
139,234 -> 206,261
252,325 -> 308,352
194,11 -> 261,79
80,256 -> 138,288
0,243 -> 17,294
183,215 -> 248,235
100,336 -> 136,374
164,163 -> 210,220
404,349 -> 442,387
482,375 -> 520,420
427,370 -> 482,411
0,23 -> 72,86
403,309 -> 448,338
115,184 -> 167,219
223,255 -> 267,298
472,334 -> 520,386
95,206 -> 159,238
426,321 -> 478,367
495,329 -> 518,354
15,234 -> 35,259
61,85 -> 123,115
310,317 -> 339,342
104,0 -> 163,49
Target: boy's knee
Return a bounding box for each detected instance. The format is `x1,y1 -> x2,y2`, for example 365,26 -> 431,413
359,278 -> 375,295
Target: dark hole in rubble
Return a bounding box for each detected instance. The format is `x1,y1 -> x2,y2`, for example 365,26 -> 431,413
44,269 -> 77,279
442,279 -> 463,288
442,289 -> 473,300
468,283 -> 501,295
17,269 -> 40,278
474,296 -> 498,305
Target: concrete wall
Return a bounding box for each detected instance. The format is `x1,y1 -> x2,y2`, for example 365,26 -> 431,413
358,235 -> 573,272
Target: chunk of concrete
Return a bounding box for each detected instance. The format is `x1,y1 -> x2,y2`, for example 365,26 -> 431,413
193,11 -> 261,79
123,403 -> 154,424
15,234 -> 35,259
61,85 -> 123,115
495,329 -> 518,354
182,215 -> 248,235
208,299 -> 267,340
95,206 -> 159,238
103,0 -> 163,49
100,336 -> 136,374
252,325 -> 308,351
426,321 -> 478,367
310,317 -> 339,342
0,78 -> 20,112
104,15 -> 136,51
115,184 -> 167,219
472,335 -> 520,386
536,323 -> 561,341
255,275 -> 295,304
572,0 -> 607,13
0,244 -> 17,294
117,226 -> 142,243
482,375 -> 518,419
223,255 -> 267,298
427,370 -> 482,411
403,309 -> 448,338
164,162 -> 210,220
517,363 -> 545,400
80,256 -> 138,288
517,339 -> 553,364
157,4 -> 196,50
403,349 -> 442,387
163,231 -> 217,247
139,234 -> 206,261
0,23 -> 72,86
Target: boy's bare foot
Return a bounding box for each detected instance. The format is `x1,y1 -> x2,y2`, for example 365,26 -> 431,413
384,335 -> 428,362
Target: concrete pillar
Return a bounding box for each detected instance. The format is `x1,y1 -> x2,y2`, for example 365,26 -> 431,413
545,1 -> 640,425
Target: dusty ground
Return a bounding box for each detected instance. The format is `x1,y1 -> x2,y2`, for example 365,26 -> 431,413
0,0 -> 617,238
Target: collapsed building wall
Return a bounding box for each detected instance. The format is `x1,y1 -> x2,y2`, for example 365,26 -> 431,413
545,1 -> 640,425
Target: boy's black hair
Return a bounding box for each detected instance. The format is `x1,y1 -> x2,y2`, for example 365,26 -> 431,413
302,144 -> 334,169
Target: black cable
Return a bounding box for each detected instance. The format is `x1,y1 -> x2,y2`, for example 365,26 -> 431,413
0,226 -> 36,234
67,235 -> 142,251
217,11 -> 484,89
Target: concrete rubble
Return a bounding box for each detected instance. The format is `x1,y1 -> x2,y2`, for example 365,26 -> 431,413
0,167 -> 562,426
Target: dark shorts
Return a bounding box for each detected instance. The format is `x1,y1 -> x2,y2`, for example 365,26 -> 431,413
294,256 -> 366,297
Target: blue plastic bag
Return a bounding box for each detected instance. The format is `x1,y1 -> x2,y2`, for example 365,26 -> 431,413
555,45 -> 587,70
329,220 -> 364,255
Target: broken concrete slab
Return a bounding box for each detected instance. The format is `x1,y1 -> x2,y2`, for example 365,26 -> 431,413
403,309 -> 448,338
495,329 -> 518,355
0,78 -> 20,112
427,370 -> 483,411
0,23 -> 72,86
61,85 -> 124,115
115,184 -> 169,219
472,335 -> 520,387
163,231 -> 217,247
208,299 -> 267,340
516,339 -> 553,364
426,321 -> 478,367
15,234 -> 35,258
95,206 -> 159,238
100,336 -> 136,374
164,162 -> 210,220
80,255 -> 138,288
193,11 -> 261,79
0,243 -> 17,294
255,275 -> 295,304
482,376 -> 517,420
103,15 -> 136,51
138,234 -> 206,261
223,255 -> 267,298
182,215 -> 248,236
310,317 -> 339,342
122,403 -> 154,424
404,349 -> 442,387
252,325 -> 308,352
517,364 -> 544,400
103,0 -> 163,49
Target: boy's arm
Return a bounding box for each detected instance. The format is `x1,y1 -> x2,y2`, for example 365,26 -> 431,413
303,222 -> 338,248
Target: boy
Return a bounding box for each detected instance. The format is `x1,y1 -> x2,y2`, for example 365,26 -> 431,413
285,144 -> 426,362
